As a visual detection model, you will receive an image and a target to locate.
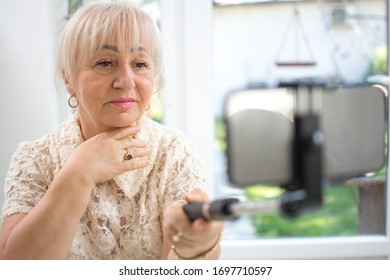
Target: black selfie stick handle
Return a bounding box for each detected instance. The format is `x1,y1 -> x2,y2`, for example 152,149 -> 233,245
183,198 -> 240,222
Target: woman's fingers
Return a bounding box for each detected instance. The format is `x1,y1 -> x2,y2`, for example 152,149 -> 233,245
163,201 -> 190,233
68,124 -> 152,184
185,187 -> 209,204
98,125 -> 151,164
120,137 -> 151,172
164,188 -> 223,237
122,156 -> 150,171
163,195 -> 224,259
121,138 -> 150,159
105,125 -> 152,163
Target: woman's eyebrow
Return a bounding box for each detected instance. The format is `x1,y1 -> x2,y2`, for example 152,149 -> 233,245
131,46 -> 148,53
99,45 -> 147,53
100,44 -> 119,52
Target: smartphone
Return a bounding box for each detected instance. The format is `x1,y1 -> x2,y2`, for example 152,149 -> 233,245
224,85 -> 387,187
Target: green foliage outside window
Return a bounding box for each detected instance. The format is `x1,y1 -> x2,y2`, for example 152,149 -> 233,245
245,184 -> 358,237
367,44 -> 388,77
68,0 -> 83,16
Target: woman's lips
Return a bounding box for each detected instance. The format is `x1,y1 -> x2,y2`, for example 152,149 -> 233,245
110,98 -> 136,108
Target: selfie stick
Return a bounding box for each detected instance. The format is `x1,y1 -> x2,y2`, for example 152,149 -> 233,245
184,83 -> 323,222
183,189 -> 307,222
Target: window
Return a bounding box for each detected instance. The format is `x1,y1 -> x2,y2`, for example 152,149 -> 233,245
213,0 -> 387,237
160,0 -> 390,259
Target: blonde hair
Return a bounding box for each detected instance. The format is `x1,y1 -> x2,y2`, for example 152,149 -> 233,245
55,1 -> 164,94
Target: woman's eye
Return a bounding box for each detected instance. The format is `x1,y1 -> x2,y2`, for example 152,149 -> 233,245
92,59 -> 115,75
96,60 -> 113,67
134,61 -> 148,69
132,60 -> 150,74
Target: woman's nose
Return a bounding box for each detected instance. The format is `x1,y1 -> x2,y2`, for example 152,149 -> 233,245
112,64 -> 136,89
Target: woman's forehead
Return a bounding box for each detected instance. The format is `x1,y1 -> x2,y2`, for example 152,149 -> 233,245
91,29 -> 152,51
93,44 -> 151,57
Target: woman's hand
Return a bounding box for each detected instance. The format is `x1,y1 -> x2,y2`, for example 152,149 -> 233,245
163,188 -> 224,260
61,125 -> 151,188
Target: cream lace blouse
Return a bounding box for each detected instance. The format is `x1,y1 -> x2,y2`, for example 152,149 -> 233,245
1,113 -> 207,259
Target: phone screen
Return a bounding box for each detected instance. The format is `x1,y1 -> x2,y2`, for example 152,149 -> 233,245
224,85 -> 386,187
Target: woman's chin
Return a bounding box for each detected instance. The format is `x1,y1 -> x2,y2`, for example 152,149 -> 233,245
107,115 -> 140,128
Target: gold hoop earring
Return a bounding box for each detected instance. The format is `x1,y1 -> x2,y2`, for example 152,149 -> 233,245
146,104 -> 150,111
68,95 -> 79,108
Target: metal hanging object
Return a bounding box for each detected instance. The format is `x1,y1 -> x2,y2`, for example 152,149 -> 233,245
275,4 -> 317,67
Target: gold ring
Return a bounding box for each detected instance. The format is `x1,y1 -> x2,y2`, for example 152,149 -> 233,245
171,231 -> 183,243
124,151 -> 133,161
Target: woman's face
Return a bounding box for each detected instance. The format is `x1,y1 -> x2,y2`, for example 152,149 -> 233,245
70,43 -> 154,139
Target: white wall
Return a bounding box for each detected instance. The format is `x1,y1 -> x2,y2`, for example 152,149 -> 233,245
0,0 -> 68,209
212,1 -> 386,115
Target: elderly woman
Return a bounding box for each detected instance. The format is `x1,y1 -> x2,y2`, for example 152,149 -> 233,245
0,1 -> 223,260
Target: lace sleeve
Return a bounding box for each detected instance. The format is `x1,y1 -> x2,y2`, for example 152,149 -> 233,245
1,141 -> 51,220
160,133 -> 208,209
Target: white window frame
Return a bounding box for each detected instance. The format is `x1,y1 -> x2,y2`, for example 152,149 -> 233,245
160,0 -> 390,259
160,0 -> 215,193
